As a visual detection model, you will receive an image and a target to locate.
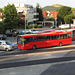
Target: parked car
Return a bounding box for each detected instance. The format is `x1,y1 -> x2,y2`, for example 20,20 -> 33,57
0,40 -> 15,51
50,25 -> 56,29
59,24 -> 69,28
17,29 -> 32,35
0,34 -> 7,40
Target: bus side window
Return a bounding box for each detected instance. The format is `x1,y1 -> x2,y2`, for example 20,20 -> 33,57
29,37 -> 33,42
53,35 -> 57,40
67,34 -> 70,38
34,37 -> 37,41
73,30 -> 75,36
36,37 -> 41,41
39,37 -> 42,41
63,34 -> 67,38
50,36 -> 53,40
60,35 -> 63,39
47,36 -> 50,40
25,38 -> 30,43
34,37 -> 38,42
32,37 -> 35,42
56,35 -> 60,39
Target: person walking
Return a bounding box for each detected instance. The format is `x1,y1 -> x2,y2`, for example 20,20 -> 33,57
13,32 -> 17,39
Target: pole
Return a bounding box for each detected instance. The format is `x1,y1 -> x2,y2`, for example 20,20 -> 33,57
19,0 -> 20,7
25,13 -> 26,34
55,10 -> 56,25
55,10 -> 57,27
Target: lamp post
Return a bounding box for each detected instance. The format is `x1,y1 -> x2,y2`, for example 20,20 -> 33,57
54,10 -> 57,27
19,0 -> 20,7
25,11 -> 27,34
33,23 -> 34,29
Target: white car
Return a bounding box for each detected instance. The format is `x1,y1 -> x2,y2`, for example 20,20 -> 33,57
59,24 -> 69,28
0,40 -> 15,51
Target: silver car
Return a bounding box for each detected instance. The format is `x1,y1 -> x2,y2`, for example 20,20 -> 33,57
0,40 -> 15,51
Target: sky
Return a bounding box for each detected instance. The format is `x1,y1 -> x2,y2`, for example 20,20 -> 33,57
0,0 -> 75,8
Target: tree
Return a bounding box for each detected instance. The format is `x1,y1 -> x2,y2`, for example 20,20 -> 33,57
36,3 -> 43,21
3,4 -> 18,31
0,8 -> 3,13
64,13 -> 75,28
0,22 -> 5,34
71,8 -> 75,11
57,6 -> 72,25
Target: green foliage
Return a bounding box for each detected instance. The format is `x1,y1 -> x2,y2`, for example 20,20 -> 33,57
42,6 -> 62,11
34,24 -> 38,28
36,3 -> 43,21
71,8 -> 75,11
64,13 -> 75,24
28,25 -> 33,29
3,4 -> 18,30
0,22 -> 5,34
36,3 -> 40,8
38,25 -> 42,28
57,6 -> 72,24
0,8 -> 3,13
47,17 -> 55,21
25,24 -> 43,29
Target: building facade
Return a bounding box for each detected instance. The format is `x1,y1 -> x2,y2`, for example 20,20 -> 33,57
24,4 -> 39,25
43,11 -> 75,20
16,4 -> 39,25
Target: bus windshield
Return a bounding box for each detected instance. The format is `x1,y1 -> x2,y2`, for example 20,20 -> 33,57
17,37 -> 23,45
17,37 -> 28,44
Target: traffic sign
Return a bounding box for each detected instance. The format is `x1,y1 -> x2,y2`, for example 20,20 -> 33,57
21,38 -> 24,42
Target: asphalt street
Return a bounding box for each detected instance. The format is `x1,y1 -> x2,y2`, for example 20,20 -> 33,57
0,37 -> 75,75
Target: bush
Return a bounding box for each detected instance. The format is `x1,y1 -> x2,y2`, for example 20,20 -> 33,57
34,24 -> 38,28
28,25 -> 33,29
38,25 -> 43,28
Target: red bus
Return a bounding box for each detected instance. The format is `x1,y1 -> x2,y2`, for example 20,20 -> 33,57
17,31 -> 72,50
70,28 -> 75,40
31,30 -> 55,34
56,28 -> 75,40
41,30 -> 55,33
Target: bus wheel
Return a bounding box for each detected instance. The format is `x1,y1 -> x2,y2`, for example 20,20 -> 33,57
59,42 -> 62,47
32,45 -> 36,50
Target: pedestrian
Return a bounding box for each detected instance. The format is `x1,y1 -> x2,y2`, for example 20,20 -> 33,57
13,32 -> 16,39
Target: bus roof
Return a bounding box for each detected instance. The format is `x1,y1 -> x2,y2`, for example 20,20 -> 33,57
18,31 -> 71,38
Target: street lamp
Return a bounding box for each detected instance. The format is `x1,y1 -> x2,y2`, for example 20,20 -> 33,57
25,11 -> 27,34
19,0 -> 20,7
54,10 -> 57,27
